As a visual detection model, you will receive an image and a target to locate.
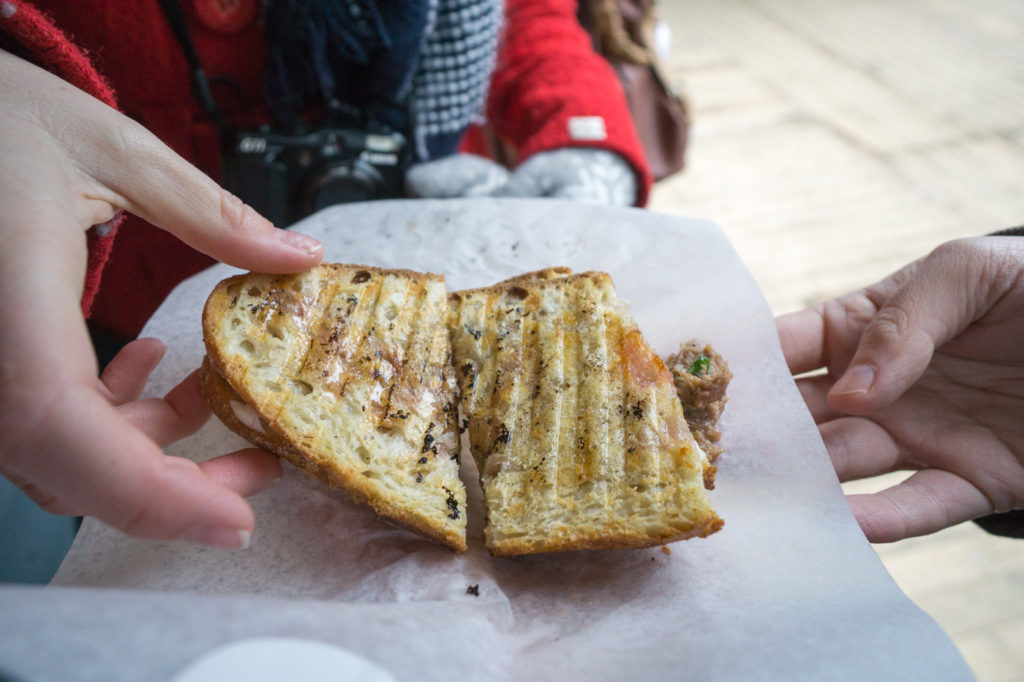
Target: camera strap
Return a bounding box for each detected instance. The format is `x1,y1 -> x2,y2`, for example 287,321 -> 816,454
156,0 -> 224,127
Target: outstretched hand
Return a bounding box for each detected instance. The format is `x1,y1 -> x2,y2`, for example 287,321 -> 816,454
776,237 -> 1024,542
0,50 -> 322,547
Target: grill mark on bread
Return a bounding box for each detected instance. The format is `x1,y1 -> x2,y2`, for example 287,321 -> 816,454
305,267 -> 354,398
492,294 -> 524,459
516,290 -> 543,495
371,274 -> 415,426
554,280 -> 578,500
346,272 -> 385,417
623,332 -> 660,491
532,282 -> 562,506
388,278 -> 443,454
455,298 -> 483,432
475,289 -> 500,453
295,268 -> 338,403
607,306 -> 629,519
579,276 -> 613,512
491,287 -> 530,530
431,308 -> 460,451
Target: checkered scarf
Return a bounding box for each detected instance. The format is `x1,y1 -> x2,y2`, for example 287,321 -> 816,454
411,0 -> 502,160
265,0 -> 501,160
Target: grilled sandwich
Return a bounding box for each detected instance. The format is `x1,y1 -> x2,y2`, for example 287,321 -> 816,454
201,264 -> 467,551
449,269 -> 723,556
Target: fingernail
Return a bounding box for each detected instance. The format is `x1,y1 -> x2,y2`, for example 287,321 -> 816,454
184,526 -> 252,549
832,364 -> 876,396
276,229 -> 323,256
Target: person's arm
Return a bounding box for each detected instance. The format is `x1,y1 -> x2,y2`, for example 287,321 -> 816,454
776,236 -> 1024,542
486,0 -> 652,206
0,45 -> 323,547
1,0 -> 125,315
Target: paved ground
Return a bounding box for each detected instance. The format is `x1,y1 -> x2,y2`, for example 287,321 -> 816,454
649,2 -> 1024,680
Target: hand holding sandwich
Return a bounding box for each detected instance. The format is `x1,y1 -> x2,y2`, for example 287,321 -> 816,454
0,50 -> 323,547
777,236 -> 1024,542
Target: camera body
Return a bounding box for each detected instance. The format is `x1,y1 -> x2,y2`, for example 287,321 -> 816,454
221,120 -> 412,227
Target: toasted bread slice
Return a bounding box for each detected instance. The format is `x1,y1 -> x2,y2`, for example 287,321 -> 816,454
449,269 -> 722,556
202,264 -> 466,551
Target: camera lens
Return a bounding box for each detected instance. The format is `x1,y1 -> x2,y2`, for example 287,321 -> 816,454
303,160 -> 384,210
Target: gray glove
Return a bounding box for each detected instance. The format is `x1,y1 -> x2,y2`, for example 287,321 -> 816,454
494,148 -> 636,206
405,154 -> 511,199
406,149 -> 636,206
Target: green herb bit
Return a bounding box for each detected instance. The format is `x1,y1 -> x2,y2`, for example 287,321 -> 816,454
688,354 -> 711,377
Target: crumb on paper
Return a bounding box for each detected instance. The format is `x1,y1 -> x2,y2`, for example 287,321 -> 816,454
466,584 -> 479,597
661,546 -> 672,555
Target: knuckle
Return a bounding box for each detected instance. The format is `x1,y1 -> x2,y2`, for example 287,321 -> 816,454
982,471 -> 1024,514
118,501 -> 158,538
857,498 -> 908,543
911,479 -> 950,527
0,389 -> 60,472
115,470 -> 167,538
117,457 -> 200,540
927,238 -> 971,263
219,190 -> 261,235
977,245 -> 1022,294
108,117 -> 162,166
929,238 -> 1004,293
868,304 -> 912,344
20,482 -> 65,514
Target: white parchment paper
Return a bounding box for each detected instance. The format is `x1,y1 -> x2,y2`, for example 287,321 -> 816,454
1,200 -> 972,681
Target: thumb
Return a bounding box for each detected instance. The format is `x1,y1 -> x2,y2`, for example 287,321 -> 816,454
827,242 -> 979,413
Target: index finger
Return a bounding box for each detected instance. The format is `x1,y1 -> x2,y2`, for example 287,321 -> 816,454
848,469 -> 991,542
90,121 -> 324,271
13,53 -> 323,272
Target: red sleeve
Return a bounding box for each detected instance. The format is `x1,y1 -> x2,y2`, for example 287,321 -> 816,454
485,0 -> 652,206
0,0 -> 122,317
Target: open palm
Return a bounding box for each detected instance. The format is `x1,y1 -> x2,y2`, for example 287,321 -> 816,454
777,237 -> 1024,541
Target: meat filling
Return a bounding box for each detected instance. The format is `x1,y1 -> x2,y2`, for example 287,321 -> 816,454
664,340 -> 732,464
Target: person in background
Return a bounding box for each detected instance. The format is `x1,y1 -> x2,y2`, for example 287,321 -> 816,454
3,0 -> 650,349
776,230 -> 1024,541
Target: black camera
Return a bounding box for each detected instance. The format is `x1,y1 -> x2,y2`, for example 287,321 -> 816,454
221,113 -> 413,227
156,1 -> 415,227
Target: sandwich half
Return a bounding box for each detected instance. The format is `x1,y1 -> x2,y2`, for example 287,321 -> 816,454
201,263 -> 467,551
449,268 -> 723,556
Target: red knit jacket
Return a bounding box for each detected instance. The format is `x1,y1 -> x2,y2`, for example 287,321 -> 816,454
1,0 -> 650,339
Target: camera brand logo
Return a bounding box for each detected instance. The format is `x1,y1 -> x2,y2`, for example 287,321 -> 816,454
239,137 -> 268,154
360,151 -> 399,167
